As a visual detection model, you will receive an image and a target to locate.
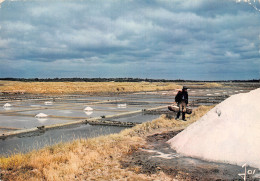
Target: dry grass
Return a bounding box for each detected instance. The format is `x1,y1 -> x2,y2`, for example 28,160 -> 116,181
122,105 -> 215,137
202,82 -> 222,88
0,105 -> 214,181
178,82 -> 223,89
0,81 -> 181,94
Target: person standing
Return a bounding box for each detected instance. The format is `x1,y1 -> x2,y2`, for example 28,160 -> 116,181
175,86 -> 189,121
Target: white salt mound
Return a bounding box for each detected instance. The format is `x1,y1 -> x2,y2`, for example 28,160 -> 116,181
167,88 -> 260,169
84,106 -> 93,111
3,103 -> 12,107
35,113 -> 48,118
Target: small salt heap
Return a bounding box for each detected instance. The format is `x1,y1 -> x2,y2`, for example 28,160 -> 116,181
84,106 -> 93,116
3,103 -> 12,110
84,106 -> 93,111
35,113 -> 48,118
3,103 -> 12,107
44,101 -> 53,105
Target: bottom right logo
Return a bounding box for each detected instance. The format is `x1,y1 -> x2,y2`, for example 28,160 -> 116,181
238,163 -> 260,181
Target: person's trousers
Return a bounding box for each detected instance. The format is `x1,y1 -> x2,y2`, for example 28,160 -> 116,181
177,101 -> 187,120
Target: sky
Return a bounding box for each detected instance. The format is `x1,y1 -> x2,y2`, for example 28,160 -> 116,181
0,0 -> 260,80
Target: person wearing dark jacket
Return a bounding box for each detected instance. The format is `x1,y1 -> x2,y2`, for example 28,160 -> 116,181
175,86 -> 189,121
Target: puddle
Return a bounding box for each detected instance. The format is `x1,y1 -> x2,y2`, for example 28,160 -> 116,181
140,149 -> 180,159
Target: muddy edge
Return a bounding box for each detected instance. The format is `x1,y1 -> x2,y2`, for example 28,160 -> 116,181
121,129 -> 246,181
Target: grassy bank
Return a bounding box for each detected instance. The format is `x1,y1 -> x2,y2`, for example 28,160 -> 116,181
0,105 -> 214,180
0,81 -> 182,94
0,81 -> 224,95
178,82 -> 223,89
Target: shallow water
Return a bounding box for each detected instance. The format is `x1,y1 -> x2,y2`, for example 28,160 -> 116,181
112,113 -> 160,123
0,115 -> 75,130
0,113 -> 159,155
0,124 -> 126,155
19,109 -> 123,118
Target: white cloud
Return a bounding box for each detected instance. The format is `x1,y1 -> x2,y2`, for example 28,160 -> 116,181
58,29 -> 129,48
2,21 -> 35,32
0,37 -> 10,48
225,51 -> 240,58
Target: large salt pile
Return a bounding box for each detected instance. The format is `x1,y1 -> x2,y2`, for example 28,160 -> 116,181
167,88 -> 260,169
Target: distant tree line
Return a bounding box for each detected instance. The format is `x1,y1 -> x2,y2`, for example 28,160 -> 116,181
0,77 -> 259,82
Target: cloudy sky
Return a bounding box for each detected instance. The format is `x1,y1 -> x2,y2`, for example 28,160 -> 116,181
0,0 -> 259,80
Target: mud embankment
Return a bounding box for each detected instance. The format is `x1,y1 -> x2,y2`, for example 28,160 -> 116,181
122,130 -> 245,181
